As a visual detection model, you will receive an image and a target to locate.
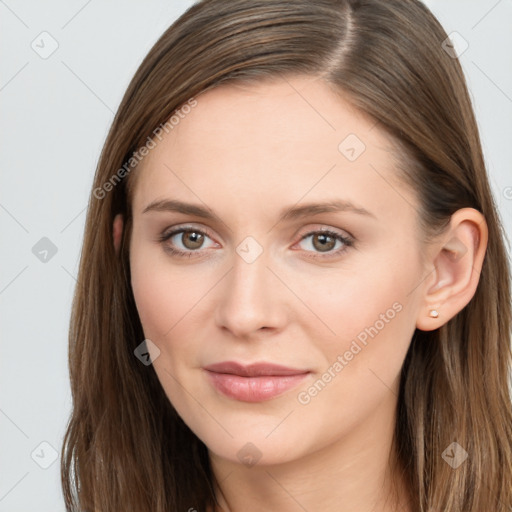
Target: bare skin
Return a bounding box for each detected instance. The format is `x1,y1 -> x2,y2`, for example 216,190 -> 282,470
113,75 -> 487,512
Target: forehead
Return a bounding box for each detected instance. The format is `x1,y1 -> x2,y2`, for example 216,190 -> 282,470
131,75 -> 413,223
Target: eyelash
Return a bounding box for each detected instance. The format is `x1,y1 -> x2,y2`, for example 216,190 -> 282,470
157,225 -> 354,261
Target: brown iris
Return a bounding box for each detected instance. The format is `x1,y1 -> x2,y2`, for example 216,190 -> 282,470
180,230 -> 204,250
311,233 -> 336,252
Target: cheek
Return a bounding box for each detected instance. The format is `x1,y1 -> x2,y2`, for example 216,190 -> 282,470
129,245 -> 204,341
130,252 -> 208,404
291,247 -> 420,383
294,257 -> 413,336
292,274 -> 416,446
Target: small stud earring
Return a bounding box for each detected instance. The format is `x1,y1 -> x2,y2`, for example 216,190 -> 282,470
429,309 -> 439,318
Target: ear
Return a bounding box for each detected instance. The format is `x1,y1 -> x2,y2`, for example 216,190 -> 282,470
416,207 -> 488,331
113,213 -> 124,255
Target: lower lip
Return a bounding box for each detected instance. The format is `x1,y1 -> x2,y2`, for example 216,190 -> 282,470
204,370 -> 310,402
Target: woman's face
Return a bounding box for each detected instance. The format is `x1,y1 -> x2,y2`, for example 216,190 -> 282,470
128,75 -> 427,467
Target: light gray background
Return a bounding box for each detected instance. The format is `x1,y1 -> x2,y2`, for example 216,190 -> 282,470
1,1 -> 511,510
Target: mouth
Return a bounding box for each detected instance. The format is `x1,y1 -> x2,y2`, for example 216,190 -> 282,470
202,361 -> 311,402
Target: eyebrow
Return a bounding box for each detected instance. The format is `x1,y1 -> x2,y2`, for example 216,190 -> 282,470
142,198 -> 376,221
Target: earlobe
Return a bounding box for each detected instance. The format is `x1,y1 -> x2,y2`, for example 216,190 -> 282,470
113,214 -> 124,255
416,208 -> 488,331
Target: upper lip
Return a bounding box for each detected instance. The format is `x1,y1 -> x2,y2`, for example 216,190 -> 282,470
203,361 -> 310,377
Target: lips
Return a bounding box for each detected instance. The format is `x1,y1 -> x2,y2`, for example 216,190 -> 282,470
203,361 -> 309,377
202,361 -> 311,402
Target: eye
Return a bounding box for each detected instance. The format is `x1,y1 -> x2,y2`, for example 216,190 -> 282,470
294,229 -> 354,259
158,225 -> 354,260
158,226 -> 218,258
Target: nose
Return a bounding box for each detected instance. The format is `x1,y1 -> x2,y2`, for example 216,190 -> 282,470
214,244 -> 287,339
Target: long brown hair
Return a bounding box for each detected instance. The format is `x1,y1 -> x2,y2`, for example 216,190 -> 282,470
61,1 -> 512,510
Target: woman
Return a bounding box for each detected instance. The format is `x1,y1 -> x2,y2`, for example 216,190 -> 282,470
60,0 -> 512,511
